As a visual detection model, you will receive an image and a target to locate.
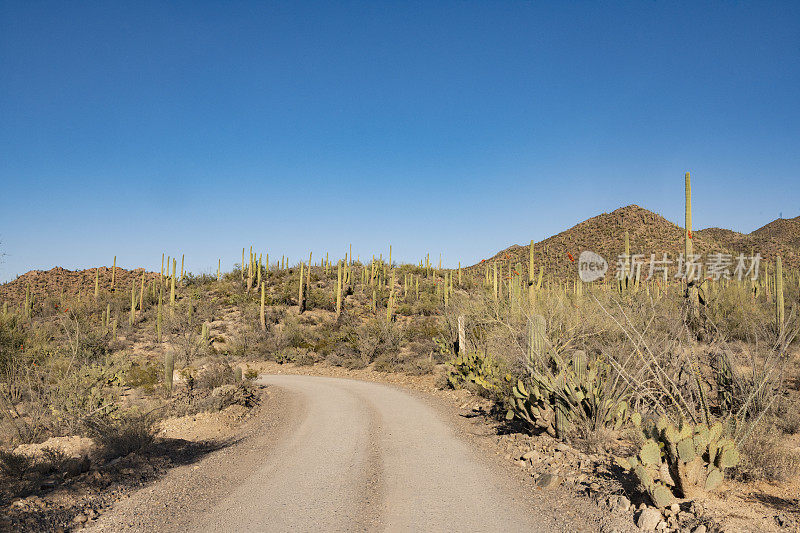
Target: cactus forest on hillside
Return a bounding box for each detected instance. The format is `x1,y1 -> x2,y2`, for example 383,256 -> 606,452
1,173 -> 799,511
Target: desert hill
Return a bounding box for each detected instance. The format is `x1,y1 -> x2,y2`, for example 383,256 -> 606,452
471,206 -> 799,282
0,266 -> 160,308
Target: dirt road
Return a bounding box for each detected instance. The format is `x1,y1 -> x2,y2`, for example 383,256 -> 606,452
89,375 -> 599,532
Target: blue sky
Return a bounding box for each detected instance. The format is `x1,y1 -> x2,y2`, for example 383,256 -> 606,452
1,1 -> 798,281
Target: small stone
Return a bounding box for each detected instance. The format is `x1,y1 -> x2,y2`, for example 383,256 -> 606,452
637,508 -> 662,531
535,473 -> 562,489
72,513 -> 88,525
655,520 -> 667,531
689,501 -> 704,517
691,526 -> 707,533
615,496 -> 631,512
670,503 -> 680,514
522,450 -> 540,462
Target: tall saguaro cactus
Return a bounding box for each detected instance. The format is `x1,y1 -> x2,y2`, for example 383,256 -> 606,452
260,281 -> 266,331
170,258 -> 176,306
156,287 -> 163,342
111,256 -> 116,292
139,270 -> 145,311
129,280 -> 136,326
336,262 -> 343,317
164,352 -> 174,395
298,262 -> 306,314
685,172 -> 699,317
776,255 -> 784,336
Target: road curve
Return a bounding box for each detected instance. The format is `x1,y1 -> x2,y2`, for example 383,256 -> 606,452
90,374 -> 590,532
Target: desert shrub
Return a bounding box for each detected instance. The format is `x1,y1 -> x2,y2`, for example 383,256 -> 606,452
227,303 -> 272,358
736,429 -> 800,481
294,349 -> 317,366
773,396 -> 800,435
705,284 -> 771,341
306,287 -> 334,311
244,366 -> 259,380
0,449 -> 33,476
374,350 -> 434,375
86,411 -> 157,461
196,360 -> 235,390
166,299 -> 207,365
37,446 -> 70,474
124,360 -> 162,390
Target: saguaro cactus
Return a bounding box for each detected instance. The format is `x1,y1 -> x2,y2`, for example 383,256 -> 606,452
528,314 -> 547,361
260,281 -> 266,331
111,256 -> 116,292
139,270 -> 145,311
94,268 -> 100,299
685,172 -> 699,316
776,255 -> 784,335
129,280 -> 136,326
336,262 -> 343,317
170,259 -> 176,306
298,262 -> 306,314
156,287 -> 163,342
164,352 -> 174,395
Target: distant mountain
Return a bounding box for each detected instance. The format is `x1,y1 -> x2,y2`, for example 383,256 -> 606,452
470,206 -> 799,282
0,266 -> 158,308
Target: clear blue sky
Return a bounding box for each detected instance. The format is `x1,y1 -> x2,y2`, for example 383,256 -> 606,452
1,1 -> 798,281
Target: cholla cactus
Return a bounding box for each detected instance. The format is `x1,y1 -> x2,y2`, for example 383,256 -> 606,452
615,417 -> 740,507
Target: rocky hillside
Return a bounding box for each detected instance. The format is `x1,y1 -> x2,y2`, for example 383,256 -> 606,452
0,266 -> 159,308
471,206 -> 799,282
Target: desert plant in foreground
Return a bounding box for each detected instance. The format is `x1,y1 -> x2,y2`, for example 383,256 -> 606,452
86,411 -> 157,460
616,416 -> 740,508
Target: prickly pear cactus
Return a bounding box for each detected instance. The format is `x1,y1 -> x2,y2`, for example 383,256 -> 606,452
616,416 -> 740,507
447,351 -> 502,393
506,351 -> 630,440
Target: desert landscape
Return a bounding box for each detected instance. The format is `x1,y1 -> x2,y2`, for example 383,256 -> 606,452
1,175 -> 799,531
2,2 -> 798,532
